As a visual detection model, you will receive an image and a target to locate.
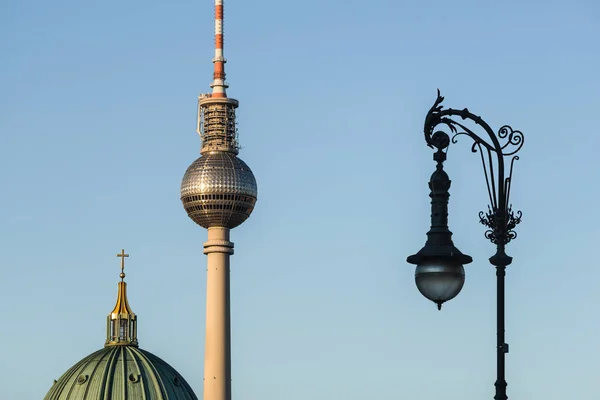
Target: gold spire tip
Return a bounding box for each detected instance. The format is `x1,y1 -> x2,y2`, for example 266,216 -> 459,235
116,249 -> 129,281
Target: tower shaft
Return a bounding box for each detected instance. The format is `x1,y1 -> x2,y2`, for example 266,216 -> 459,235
203,227 -> 233,400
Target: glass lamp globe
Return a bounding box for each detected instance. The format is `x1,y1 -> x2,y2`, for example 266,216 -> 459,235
415,261 -> 465,310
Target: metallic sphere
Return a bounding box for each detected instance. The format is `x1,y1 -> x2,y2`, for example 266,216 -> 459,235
181,151 -> 257,229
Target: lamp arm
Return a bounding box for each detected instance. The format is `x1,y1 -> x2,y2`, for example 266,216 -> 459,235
424,90 -> 523,246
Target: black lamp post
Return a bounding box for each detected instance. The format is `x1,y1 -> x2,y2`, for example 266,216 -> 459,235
407,90 -> 523,400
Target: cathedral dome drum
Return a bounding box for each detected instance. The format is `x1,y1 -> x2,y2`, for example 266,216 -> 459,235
44,346 -> 198,400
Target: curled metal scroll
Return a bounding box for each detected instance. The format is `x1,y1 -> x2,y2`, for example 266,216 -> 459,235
424,90 -> 524,245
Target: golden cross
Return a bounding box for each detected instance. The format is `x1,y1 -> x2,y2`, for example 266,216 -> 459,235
116,249 -> 129,280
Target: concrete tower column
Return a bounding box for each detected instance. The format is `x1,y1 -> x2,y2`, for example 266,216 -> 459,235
203,226 -> 233,400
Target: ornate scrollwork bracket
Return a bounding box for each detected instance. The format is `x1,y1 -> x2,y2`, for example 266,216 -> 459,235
423,90 -> 524,246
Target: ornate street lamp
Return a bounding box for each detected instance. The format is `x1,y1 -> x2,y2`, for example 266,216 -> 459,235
407,90 -> 523,400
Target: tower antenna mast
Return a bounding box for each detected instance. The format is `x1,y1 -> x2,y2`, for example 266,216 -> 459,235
211,0 -> 227,98
196,0 -> 240,154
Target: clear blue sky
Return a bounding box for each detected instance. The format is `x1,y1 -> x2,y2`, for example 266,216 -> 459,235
1,0 -> 598,398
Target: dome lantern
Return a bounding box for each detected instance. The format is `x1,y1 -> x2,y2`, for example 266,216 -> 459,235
105,249 -> 137,347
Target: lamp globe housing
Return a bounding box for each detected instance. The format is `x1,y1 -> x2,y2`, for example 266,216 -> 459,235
415,261 -> 465,309
407,243 -> 472,310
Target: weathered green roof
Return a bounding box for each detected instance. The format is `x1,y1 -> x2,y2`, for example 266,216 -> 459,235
44,345 -> 198,400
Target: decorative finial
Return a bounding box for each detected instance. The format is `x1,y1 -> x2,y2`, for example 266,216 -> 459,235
106,249 -> 137,347
116,249 -> 129,281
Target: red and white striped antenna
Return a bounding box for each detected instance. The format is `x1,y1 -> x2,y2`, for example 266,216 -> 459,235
210,0 -> 228,98
197,0 -> 239,154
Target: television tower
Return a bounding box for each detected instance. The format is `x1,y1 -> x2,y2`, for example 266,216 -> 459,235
180,1 -> 258,399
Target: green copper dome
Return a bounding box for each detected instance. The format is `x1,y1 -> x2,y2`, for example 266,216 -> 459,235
44,346 -> 198,400
44,250 -> 198,400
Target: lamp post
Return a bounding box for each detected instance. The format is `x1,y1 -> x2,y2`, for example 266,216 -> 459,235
407,90 -> 524,400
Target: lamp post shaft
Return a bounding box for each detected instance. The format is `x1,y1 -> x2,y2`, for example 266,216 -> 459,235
495,262 -> 507,400
491,244 -> 511,400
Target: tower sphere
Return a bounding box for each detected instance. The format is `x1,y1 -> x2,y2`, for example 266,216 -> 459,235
180,151 -> 257,229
